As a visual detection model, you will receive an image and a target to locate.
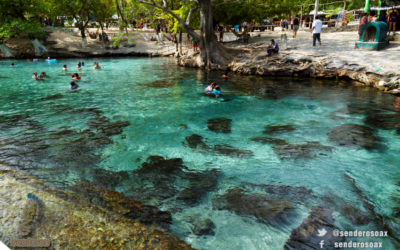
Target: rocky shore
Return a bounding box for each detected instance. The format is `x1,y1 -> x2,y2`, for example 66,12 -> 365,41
0,166 -> 194,250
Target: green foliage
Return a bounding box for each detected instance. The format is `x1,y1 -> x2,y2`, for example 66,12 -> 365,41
128,38 -> 135,44
112,37 -> 120,48
347,13 -> 355,22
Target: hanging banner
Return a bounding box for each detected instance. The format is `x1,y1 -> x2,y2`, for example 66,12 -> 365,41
358,5 -> 400,10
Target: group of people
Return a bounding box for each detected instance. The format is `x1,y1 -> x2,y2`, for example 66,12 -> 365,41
204,82 -> 222,97
359,8 -> 399,38
32,72 -> 49,80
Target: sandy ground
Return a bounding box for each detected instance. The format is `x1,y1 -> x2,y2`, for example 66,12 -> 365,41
3,27 -> 400,77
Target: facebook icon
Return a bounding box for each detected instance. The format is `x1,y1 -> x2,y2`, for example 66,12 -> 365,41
319,240 -> 324,248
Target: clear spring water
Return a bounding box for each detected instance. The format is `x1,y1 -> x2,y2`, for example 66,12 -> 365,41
1,58 -> 400,249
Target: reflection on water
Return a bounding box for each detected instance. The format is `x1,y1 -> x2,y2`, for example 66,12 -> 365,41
1,58 -> 400,249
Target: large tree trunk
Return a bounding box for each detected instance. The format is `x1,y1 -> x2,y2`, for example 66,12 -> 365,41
80,27 -> 87,48
139,0 -> 236,68
196,0 -> 233,68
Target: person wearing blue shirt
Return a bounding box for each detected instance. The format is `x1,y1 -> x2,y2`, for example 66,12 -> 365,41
212,85 -> 222,97
379,13 -> 387,23
267,39 -> 279,56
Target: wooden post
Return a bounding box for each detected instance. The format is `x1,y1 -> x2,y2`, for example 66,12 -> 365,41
314,0 -> 319,21
300,5 -> 303,30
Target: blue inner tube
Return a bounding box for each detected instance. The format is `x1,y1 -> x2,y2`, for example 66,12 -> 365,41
46,59 -> 57,62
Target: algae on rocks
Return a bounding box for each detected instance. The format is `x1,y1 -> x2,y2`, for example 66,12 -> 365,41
0,167 -> 195,250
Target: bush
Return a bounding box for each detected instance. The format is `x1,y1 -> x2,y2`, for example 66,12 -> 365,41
112,37 -> 120,48
128,38 -> 135,45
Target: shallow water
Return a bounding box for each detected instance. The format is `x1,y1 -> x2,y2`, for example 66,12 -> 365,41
1,58 -> 400,249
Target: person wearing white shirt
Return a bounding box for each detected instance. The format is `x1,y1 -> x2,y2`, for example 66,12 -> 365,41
312,16 -> 323,46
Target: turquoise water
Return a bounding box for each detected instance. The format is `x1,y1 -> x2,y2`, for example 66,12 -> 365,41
1,58 -> 400,249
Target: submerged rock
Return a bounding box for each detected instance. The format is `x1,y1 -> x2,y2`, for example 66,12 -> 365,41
86,115 -> 110,129
213,187 -> 292,221
250,136 -> 287,145
178,124 -> 188,130
177,169 -> 219,205
327,124 -> 381,150
147,80 -> 176,88
272,141 -> 332,160
213,144 -> 254,158
191,218 -> 216,236
185,134 -> 210,150
263,125 -> 295,134
69,181 -> 173,229
56,107 -> 103,115
0,114 -> 45,131
284,206 -> 345,250
89,168 -> 130,189
40,93 -> 63,101
98,121 -> 131,136
207,118 -> 232,133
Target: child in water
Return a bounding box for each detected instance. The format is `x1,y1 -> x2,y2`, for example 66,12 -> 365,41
78,63 -> 82,70
205,82 -> 216,92
70,81 -> 80,90
71,73 -> 81,80
63,65 -> 67,71
41,72 -> 49,78
212,85 -> 222,97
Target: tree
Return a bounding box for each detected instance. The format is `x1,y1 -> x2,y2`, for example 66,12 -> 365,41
138,0 -> 242,68
0,0 -> 47,56
51,0 -> 101,47
95,0 -> 117,34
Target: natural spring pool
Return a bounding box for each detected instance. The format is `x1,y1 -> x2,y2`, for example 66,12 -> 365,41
1,58 -> 400,249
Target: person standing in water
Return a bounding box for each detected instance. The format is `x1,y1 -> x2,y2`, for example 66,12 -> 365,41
205,82 -> 216,92
63,65 -> 68,70
70,81 -> 80,90
219,72 -> 229,79
212,85 -> 222,97
78,64 -> 82,70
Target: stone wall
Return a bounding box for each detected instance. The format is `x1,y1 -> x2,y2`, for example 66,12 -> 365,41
321,24 -> 360,33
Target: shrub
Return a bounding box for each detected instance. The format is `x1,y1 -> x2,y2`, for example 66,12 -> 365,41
112,37 -> 120,48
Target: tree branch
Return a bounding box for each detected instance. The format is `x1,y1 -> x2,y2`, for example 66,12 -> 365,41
138,0 -> 200,40
182,1 -> 199,25
211,0 -> 243,6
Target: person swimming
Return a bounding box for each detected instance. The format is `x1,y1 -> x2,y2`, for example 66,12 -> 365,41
77,63 -> 82,70
41,72 -> 49,78
219,71 -> 229,79
32,72 -> 40,80
205,82 -> 216,92
63,65 -> 67,70
212,85 -> 222,97
93,62 -> 101,69
81,61 -> 85,66
71,73 -> 81,80
11,63 -> 14,66
70,81 -> 80,90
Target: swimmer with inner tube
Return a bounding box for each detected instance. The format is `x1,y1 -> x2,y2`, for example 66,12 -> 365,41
71,73 -> 81,80
212,85 -> 222,97
63,65 -> 68,71
219,71 -> 228,79
70,81 -> 80,90
205,82 -> 216,92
